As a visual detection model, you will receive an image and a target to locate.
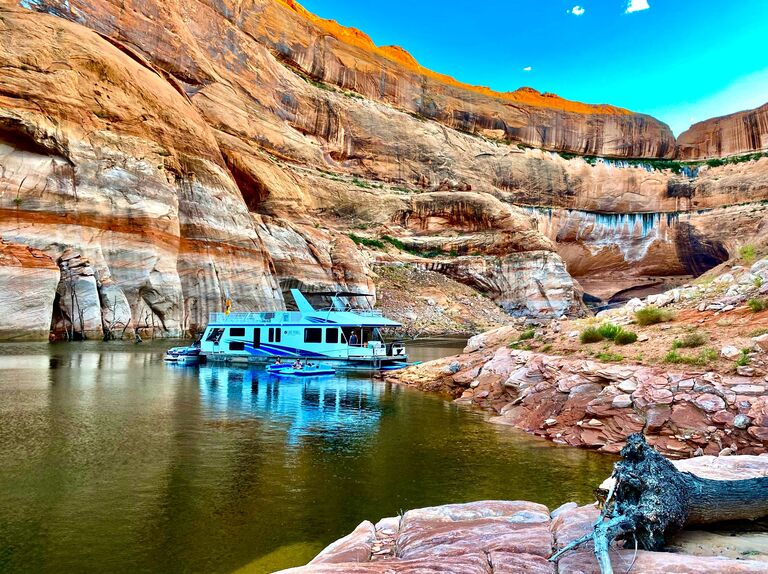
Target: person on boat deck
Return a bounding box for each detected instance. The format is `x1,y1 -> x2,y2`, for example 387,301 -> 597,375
293,359 -> 302,369
349,332 -> 358,346
275,357 -> 282,365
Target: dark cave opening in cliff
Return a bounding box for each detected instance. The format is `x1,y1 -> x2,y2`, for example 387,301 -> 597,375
674,222 -> 730,277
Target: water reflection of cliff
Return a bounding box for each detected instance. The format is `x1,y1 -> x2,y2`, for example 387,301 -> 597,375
197,366 -> 383,446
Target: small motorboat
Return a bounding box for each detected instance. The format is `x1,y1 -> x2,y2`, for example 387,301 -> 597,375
164,343 -> 202,365
276,365 -> 337,377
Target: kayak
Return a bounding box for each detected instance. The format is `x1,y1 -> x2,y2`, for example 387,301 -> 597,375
379,361 -> 422,371
266,363 -> 293,372
276,366 -> 337,377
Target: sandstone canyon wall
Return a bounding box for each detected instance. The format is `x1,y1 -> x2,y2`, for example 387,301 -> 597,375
678,102 -> 768,160
1,0 -> 768,339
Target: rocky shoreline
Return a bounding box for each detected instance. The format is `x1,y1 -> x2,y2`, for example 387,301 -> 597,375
275,455 -> 768,573
386,326 -> 768,458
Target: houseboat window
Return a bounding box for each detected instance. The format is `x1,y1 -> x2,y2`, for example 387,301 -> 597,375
253,328 -> 260,348
268,328 -> 283,343
341,327 -> 382,345
229,341 -> 245,351
325,328 -> 339,344
230,327 -> 245,337
304,328 -> 322,343
205,328 -> 224,343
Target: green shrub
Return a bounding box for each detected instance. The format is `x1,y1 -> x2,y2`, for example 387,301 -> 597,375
749,327 -> 768,337
634,306 -> 673,326
740,244 -> 757,264
596,351 -> 624,362
597,323 -> 621,340
736,348 -> 751,367
672,332 -> 706,349
518,328 -> 535,341
754,276 -> 764,289
748,298 -> 766,313
613,330 -> 638,345
699,348 -> 718,363
380,235 -> 407,250
663,350 -> 683,363
348,234 -> 384,249
579,326 -> 604,344
664,347 -> 718,366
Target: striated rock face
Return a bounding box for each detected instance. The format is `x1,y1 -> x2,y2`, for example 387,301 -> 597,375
2,0 -> 768,338
254,216 -> 373,296
277,454 -> 768,573
0,6 -> 286,338
389,327 -> 768,458
678,102 -> 768,160
0,240 -> 59,340
24,0 -> 674,160
424,252 -> 579,318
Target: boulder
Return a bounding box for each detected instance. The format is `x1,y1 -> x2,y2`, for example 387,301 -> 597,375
722,346 -> 742,359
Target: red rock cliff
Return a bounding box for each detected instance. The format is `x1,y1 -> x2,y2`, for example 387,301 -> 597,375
677,102 -> 768,160
2,0 -> 768,339
21,0 -> 675,159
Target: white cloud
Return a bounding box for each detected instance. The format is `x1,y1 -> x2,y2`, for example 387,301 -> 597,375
625,0 -> 650,13
523,66 -> 532,72
567,5 -> 586,16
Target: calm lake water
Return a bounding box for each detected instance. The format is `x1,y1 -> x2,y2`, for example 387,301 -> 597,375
0,339 -> 615,573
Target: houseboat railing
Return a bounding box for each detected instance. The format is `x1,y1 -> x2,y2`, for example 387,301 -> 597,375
209,309 -> 385,323
209,311 -> 305,323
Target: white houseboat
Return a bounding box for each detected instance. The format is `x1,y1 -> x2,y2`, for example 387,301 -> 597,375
199,290 -> 408,367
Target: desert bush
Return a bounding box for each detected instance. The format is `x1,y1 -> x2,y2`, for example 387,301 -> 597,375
672,332 -> 706,349
596,351 -> 624,362
580,327 -> 604,344
664,347 -> 717,366
597,323 -> 621,340
736,349 -> 751,367
634,306 -> 673,326
748,298 -> 766,313
614,330 -> 638,345
518,328 -> 536,341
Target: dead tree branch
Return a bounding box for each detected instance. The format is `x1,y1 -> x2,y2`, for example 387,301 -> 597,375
550,433 -> 768,574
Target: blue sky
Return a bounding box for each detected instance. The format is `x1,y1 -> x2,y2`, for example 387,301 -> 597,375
299,0 -> 768,135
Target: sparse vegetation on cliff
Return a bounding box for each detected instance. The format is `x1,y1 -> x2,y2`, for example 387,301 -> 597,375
348,233 -> 384,248
555,149 -> 768,174
740,244 -> 757,264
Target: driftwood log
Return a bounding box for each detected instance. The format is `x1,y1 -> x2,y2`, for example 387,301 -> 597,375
550,433 -> 768,574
